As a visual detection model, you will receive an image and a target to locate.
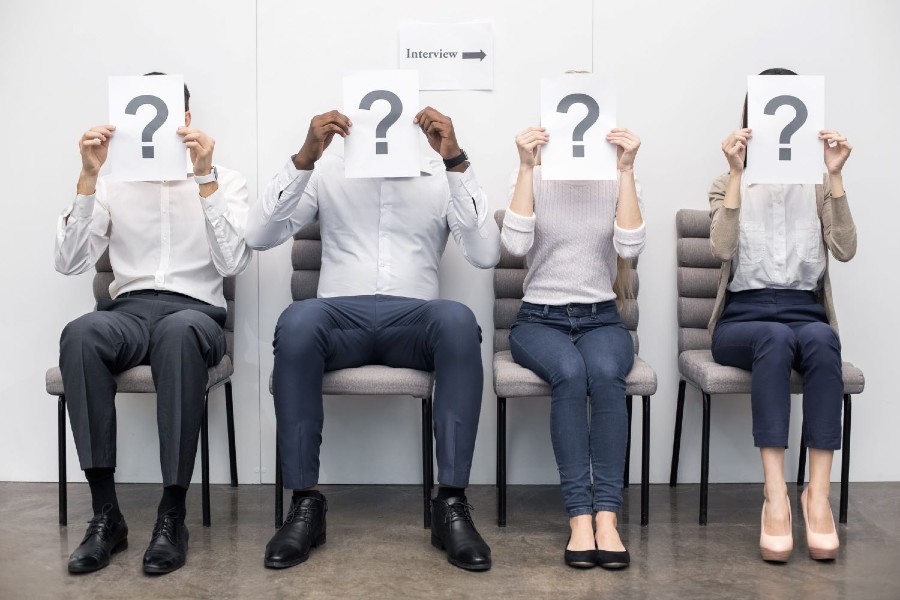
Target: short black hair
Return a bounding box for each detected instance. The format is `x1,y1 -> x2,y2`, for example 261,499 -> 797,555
144,71 -> 190,111
742,67 -> 797,128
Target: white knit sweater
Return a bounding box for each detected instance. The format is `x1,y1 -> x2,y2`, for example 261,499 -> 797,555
500,166 -> 646,305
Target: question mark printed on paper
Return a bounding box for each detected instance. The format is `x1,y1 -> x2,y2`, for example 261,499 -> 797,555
124,95 -> 169,159
763,95 -> 808,161
556,93 -> 600,158
359,90 -> 403,155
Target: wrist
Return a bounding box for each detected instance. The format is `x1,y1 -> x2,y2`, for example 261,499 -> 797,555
728,168 -> 743,178
292,152 -> 315,171
77,171 -> 98,195
440,144 -> 462,160
518,163 -> 535,172
193,166 -> 212,177
618,165 -> 634,173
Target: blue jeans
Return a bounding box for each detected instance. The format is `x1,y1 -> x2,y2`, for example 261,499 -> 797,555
272,295 -> 484,490
509,300 -> 634,516
711,289 -> 843,449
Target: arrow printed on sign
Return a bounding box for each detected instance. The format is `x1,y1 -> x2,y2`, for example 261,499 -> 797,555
461,49 -> 487,61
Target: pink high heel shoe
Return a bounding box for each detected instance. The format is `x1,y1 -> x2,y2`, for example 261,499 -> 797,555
760,499 -> 793,562
801,489 -> 839,560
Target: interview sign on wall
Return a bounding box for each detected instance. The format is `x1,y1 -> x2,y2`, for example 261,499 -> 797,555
745,75 -> 825,184
397,22 -> 493,90
108,75 -> 186,182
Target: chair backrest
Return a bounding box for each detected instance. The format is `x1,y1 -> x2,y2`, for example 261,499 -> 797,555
93,250 -> 237,359
290,222 -> 322,301
492,209 -> 641,354
675,209 -> 720,354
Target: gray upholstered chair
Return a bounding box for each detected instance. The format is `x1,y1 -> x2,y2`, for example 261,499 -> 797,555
46,249 -> 238,527
270,222 -> 436,529
492,209 -> 658,527
669,208 -> 865,525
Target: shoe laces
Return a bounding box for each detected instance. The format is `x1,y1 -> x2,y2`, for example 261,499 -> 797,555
81,504 -> 116,543
151,510 -> 180,545
445,501 -> 475,524
285,498 -> 319,525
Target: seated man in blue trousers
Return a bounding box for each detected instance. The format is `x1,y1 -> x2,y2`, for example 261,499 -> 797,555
247,107 -> 500,571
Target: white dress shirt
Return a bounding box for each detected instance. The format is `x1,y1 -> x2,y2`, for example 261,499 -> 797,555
729,180 -> 826,292
246,154 -> 500,300
55,165 -> 253,308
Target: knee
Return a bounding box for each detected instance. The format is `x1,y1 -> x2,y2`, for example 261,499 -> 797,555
757,324 -> 797,358
60,313 -> 104,350
586,357 -> 628,390
427,301 -> 481,346
550,359 -> 588,393
152,311 -> 208,348
797,323 -> 840,352
274,301 -> 329,355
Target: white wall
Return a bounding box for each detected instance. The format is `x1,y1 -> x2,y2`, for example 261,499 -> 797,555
0,0 -> 897,486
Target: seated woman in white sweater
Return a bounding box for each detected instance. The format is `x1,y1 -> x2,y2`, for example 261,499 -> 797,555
501,126 -> 645,569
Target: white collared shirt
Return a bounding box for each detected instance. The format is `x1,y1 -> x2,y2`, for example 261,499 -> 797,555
246,154 -> 500,300
55,166 -> 253,308
728,180 -> 826,292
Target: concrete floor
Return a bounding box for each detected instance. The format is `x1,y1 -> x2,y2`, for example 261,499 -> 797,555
1,482 -> 899,599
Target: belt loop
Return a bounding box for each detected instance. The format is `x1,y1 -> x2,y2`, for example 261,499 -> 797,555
542,304 -> 549,318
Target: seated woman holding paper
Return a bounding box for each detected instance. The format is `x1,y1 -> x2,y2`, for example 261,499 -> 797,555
500,126 -> 645,569
708,68 -> 857,563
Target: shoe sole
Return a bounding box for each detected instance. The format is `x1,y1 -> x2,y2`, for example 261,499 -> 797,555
143,559 -> 186,575
565,560 -> 596,569
264,533 -> 326,569
431,534 -> 491,571
808,547 -> 838,561
760,549 -> 792,563
68,538 -> 129,574
598,562 -> 629,570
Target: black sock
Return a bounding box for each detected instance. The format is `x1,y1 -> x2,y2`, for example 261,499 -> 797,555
84,468 -> 120,518
436,486 -> 465,501
292,489 -> 324,502
157,485 -> 187,519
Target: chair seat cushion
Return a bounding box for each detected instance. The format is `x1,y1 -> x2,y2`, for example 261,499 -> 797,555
678,349 -> 865,395
46,356 -> 233,396
268,366 -> 435,398
493,350 -> 657,398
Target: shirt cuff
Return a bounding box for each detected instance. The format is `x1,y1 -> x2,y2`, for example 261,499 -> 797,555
503,207 -> 536,232
614,221 -> 646,243
199,188 -> 230,222
276,157 -> 314,199
446,164 -> 480,199
64,194 -> 96,219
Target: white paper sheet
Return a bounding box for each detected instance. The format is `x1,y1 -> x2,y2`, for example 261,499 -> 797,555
540,74 -> 617,181
745,75 -> 825,184
397,22 -> 493,90
107,75 -> 187,182
343,70 -> 420,178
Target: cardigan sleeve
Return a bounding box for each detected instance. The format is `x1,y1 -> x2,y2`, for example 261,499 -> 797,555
708,173 -> 740,261
819,175 -> 857,262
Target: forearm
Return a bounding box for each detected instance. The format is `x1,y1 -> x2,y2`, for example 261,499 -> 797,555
508,166 -> 535,217
615,169 -> 642,229
245,160 -> 315,250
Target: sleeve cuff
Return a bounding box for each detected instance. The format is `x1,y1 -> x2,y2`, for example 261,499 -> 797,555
277,157 -> 313,198
446,164 -> 479,199
199,188 -> 230,222
64,194 -> 96,219
503,207 -> 536,232
614,221 -> 646,244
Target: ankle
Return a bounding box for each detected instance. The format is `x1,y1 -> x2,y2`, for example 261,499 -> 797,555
595,511 -> 618,529
764,483 -> 788,501
158,485 -> 187,519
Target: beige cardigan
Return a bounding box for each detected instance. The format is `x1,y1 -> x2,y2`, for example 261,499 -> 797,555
707,174 -> 858,336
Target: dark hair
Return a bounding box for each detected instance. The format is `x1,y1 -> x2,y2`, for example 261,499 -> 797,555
741,67 -> 797,128
144,71 -> 190,111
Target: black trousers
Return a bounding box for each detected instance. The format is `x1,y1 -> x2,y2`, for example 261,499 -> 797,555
59,291 -> 226,487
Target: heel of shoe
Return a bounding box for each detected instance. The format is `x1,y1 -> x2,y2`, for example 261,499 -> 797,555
312,532 -> 326,548
759,499 -> 793,563
430,534 -> 445,551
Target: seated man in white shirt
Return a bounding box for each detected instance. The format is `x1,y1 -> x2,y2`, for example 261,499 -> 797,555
56,75 -> 252,576
247,107 -> 500,571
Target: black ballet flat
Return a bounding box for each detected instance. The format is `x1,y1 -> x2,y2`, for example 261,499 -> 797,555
564,537 -> 597,569
596,548 -> 630,570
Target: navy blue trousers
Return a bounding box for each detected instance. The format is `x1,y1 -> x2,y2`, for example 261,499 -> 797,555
272,295 -> 483,490
711,289 -> 843,449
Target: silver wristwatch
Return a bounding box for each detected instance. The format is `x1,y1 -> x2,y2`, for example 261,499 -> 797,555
194,166 -> 218,185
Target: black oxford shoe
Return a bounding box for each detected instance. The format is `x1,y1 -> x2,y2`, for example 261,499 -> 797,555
431,496 -> 492,571
264,495 -> 327,569
67,512 -> 129,574
142,511 -> 189,575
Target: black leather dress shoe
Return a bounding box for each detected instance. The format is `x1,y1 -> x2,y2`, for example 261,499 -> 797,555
142,511 -> 189,574
431,496 -> 491,571
596,548 -> 630,570
264,495 -> 327,569
68,512 -> 129,574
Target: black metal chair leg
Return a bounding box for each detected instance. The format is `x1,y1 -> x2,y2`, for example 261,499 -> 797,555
840,394 -> 851,524
699,392 -> 711,526
797,428 -> 807,487
641,396 -> 650,526
495,396 -> 501,489
422,397 -> 434,529
58,395 -> 67,526
275,434 -> 283,528
498,396 -> 507,527
670,379 -> 686,487
201,396 -> 211,527
624,395 -> 633,488
225,381 -> 238,487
